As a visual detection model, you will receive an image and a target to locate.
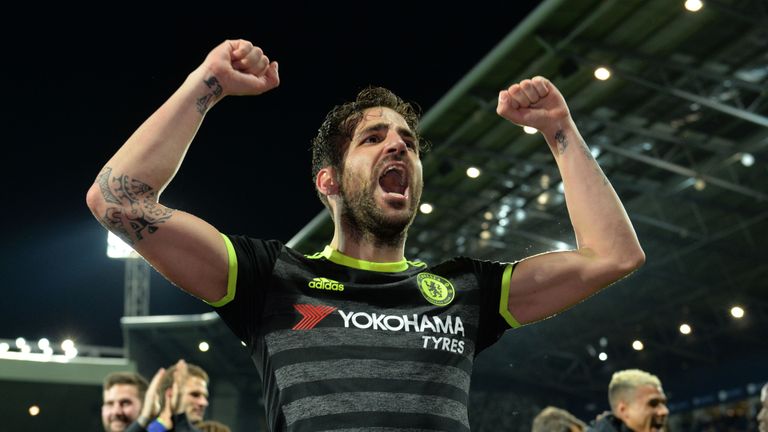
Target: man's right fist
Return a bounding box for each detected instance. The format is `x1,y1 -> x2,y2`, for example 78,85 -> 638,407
203,39 -> 280,98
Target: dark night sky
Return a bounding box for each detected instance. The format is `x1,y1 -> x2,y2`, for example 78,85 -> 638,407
0,4 -> 540,348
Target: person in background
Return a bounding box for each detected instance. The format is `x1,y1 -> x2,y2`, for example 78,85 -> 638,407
196,420 -> 232,432
102,371 -> 149,432
588,369 -> 668,432
156,361 -> 210,426
532,406 -> 587,432
126,360 -> 207,432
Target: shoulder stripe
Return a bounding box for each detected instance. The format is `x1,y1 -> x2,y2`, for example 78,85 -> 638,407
304,251 -> 324,259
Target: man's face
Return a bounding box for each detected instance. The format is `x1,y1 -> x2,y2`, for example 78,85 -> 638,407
617,384 -> 668,432
758,385 -> 768,432
181,376 -> 209,423
337,107 -> 423,241
101,384 -> 142,432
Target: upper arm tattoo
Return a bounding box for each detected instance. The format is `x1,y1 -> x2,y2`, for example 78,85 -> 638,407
196,76 -> 223,114
96,167 -> 175,245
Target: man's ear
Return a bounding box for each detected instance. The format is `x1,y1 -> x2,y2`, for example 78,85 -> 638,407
615,400 -> 628,419
316,167 -> 339,196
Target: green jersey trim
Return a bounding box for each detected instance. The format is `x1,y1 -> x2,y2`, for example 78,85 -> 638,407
207,234 -> 238,307
499,263 -> 521,328
312,245 -> 411,273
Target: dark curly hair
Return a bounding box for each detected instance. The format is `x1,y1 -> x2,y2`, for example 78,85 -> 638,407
311,86 -> 429,208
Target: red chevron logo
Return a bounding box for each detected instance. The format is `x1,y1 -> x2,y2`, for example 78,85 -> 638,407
292,304 -> 337,330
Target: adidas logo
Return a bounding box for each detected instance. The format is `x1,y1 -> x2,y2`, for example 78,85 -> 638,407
308,277 -> 345,292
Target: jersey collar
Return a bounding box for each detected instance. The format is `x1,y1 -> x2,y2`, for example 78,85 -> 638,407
320,245 -> 409,272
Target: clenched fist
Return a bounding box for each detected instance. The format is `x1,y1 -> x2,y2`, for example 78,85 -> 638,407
202,39 -> 280,98
496,76 -> 571,137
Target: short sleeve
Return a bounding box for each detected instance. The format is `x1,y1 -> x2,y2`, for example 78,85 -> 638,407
211,234 -> 282,346
470,258 -> 520,354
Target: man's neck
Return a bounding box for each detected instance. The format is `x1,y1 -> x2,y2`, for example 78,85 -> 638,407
329,231 -> 406,263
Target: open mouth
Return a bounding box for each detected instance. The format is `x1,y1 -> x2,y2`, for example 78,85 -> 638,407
650,419 -> 665,431
378,165 -> 408,197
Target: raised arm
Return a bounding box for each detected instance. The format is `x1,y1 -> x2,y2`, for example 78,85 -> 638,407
85,39 -> 279,303
495,76 -> 645,325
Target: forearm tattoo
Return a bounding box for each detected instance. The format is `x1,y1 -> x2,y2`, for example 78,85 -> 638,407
555,130 -> 567,155
588,150 -> 610,185
195,76 -> 223,114
554,129 -> 609,185
96,167 -> 175,245
579,140 -> 610,186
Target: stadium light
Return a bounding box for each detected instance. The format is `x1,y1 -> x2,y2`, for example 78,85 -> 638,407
106,231 -> 151,316
107,232 -> 140,259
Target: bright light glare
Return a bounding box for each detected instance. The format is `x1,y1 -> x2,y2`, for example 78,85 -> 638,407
38,338 -> 50,350
537,192 -> 550,205
740,153 -> 754,167
198,341 -> 210,352
64,348 -> 78,359
15,337 -> 26,348
632,340 -> 644,351
107,231 -> 140,259
679,323 -> 692,334
466,167 -> 481,178
685,0 -> 703,12
730,306 -> 745,318
29,405 -> 40,416
598,352 -> 608,361
419,203 -> 433,214
515,209 -> 526,222
594,67 -> 611,80
480,230 -> 491,240
0,343 -> 9,353
523,126 -> 538,135
61,339 -> 74,351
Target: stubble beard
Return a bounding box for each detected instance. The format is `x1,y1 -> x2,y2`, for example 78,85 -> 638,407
339,169 -> 421,249
104,416 -> 129,432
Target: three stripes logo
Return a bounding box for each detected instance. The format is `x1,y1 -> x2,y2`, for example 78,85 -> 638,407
292,304 -> 337,330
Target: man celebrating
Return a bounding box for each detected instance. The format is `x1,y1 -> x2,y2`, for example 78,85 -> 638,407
87,39 -> 644,431
102,371 -> 148,432
124,360 -> 207,432
155,361 -> 210,428
589,369 -> 669,432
